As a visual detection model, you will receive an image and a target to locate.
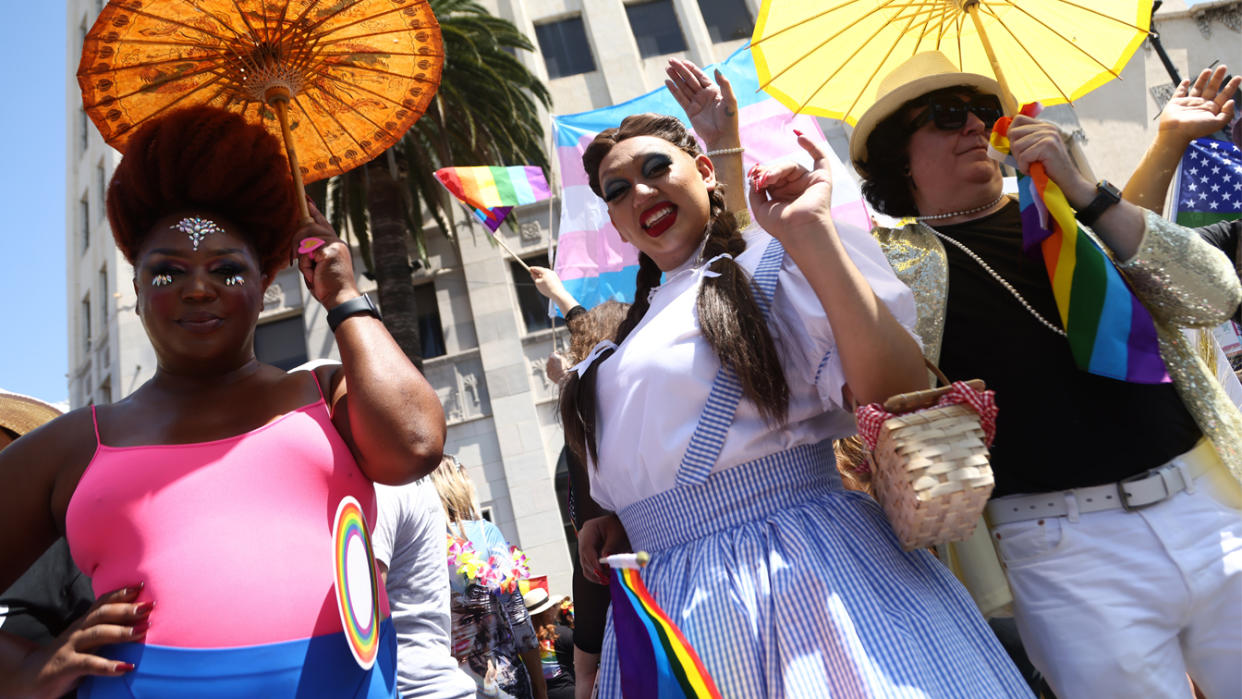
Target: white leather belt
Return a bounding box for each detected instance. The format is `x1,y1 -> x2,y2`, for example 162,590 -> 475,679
986,440 -> 1216,526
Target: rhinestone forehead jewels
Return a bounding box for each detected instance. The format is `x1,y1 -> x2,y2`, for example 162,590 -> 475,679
171,217 -> 225,251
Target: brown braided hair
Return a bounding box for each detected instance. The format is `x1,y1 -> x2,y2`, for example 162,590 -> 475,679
560,113 -> 789,467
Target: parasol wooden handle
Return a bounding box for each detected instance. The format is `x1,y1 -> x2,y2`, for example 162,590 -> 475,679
964,2 -> 1020,116
266,87 -> 313,225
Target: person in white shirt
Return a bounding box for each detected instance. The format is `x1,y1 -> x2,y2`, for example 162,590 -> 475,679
373,477 -> 476,699
561,108 -> 1031,697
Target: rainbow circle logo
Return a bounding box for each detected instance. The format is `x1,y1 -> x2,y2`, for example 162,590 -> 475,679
332,496 -> 381,669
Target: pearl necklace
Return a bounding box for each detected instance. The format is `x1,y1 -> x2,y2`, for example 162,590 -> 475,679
919,222 -> 1068,338
914,194 -> 1007,221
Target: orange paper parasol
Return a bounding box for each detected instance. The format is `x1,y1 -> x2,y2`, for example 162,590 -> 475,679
78,0 -> 444,221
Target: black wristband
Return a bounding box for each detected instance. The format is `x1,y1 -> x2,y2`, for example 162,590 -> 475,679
1076,180 -> 1122,227
326,294 -> 381,332
565,305 -> 587,322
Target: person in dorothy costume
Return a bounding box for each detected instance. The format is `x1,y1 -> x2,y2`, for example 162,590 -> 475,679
561,61 -> 1031,699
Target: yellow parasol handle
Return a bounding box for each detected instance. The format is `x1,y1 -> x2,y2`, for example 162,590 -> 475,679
265,86 -> 313,225
964,2 -> 1020,116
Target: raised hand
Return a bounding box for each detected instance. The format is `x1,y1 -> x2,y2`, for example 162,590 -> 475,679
293,197 -> 362,309
665,58 -> 740,151
1007,116 -> 1096,206
746,132 -> 835,251
1159,65 -> 1240,144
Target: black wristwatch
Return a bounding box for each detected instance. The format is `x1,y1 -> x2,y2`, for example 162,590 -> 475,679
326,294 -> 381,332
1076,180 -> 1122,227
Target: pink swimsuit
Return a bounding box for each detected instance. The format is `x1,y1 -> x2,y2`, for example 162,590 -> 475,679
66,371 -> 396,697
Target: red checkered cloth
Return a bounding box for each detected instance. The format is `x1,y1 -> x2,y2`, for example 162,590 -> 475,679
855,382 -> 998,453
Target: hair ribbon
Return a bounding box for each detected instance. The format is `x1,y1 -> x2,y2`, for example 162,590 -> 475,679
570,340 -> 618,379
700,252 -> 734,278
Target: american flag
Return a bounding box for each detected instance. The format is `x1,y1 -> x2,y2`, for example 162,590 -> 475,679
1171,136 -> 1242,227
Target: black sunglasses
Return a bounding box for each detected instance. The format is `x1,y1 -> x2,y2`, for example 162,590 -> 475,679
907,93 -> 1004,132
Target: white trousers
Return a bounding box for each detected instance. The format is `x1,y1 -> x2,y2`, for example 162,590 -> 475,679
991,449 -> 1242,699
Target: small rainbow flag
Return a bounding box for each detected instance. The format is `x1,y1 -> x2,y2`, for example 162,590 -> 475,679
433,165 -> 551,232
988,103 -> 1168,384
609,559 -> 721,698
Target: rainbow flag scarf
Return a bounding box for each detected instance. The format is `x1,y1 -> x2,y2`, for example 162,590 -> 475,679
610,566 -> 721,698
433,165 -> 551,232
988,103 -> 1168,384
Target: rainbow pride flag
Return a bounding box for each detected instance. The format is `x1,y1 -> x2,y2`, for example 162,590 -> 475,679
610,565 -> 721,698
551,45 -> 872,310
433,165 -> 551,232
988,104 -> 1168,384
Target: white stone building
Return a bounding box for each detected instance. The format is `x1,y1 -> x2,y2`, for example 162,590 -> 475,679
64,0 -> 1240,594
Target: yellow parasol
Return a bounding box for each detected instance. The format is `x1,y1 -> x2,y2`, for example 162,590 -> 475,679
751,0 -> 1152,121
78,0 -> 444,222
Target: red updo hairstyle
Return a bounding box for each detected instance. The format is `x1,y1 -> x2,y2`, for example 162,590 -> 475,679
106,105 -> 300,277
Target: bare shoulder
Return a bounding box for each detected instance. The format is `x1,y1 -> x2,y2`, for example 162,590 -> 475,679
2,406 -> 99,486
0,407 -> 98,585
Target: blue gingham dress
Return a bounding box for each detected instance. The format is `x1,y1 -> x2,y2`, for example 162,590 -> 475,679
594,238 -> 1031,698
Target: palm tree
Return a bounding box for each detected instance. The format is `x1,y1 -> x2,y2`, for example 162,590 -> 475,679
322,0 -> 552,368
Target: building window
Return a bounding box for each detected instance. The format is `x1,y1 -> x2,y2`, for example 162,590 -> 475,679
534,16 -> 596,79
697,0 -> 753,43
99,266 -> 109,322
97,162 -> 107,213
414,282 -> 446,359
80,197 -> 90,253
79,108 -> 89,155
626,0 -> 687,58
511,253 -> 565,333
82,295 -> 92,355
254,316 -> 309,370
97,376 -> 111,405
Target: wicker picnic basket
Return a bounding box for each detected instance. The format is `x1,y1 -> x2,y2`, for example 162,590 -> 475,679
862,364 -> 995,551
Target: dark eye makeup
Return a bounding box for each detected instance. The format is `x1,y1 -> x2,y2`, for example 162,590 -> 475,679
602,152 -> 674,203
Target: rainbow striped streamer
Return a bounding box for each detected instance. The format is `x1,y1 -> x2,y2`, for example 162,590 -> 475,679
989,104 -> 1168,384
433,165 -> 551,232
609,566 -> 722,698
551,44 -> 872,311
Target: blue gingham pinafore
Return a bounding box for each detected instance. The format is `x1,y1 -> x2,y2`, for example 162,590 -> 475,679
596,239 -> 1031,698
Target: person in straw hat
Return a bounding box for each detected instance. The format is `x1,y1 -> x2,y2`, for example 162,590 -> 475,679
522,589 -> 574,699
0,392 -> 95,699
0,106 -> 445,697
852,50 -> 1242,697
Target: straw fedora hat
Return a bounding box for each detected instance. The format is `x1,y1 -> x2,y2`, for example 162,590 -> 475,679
0,391 -> 63,438
849,51 -> 1004,177
523,588 -> 564,616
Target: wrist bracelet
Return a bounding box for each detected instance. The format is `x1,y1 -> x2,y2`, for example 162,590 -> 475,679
705,146 -> 744,157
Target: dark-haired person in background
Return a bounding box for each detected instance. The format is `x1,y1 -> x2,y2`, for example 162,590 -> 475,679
0,105 -> 444,697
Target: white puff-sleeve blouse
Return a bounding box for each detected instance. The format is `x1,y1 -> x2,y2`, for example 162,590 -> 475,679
589,222 -> 919,513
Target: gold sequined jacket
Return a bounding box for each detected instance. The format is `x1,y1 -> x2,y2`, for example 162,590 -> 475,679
874,207 -> 1242,482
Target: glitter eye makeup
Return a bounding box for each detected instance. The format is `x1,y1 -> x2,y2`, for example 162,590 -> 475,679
171,217 -> 225,251
224,274 -> 246,287
152,273 -> 174,287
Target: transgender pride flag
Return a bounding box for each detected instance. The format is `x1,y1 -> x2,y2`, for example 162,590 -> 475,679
551,45 -> 872,309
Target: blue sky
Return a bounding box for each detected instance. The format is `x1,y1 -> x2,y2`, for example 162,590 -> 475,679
0,4 -> 69,403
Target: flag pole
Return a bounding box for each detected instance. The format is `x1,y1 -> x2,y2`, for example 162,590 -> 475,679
493,233 -> 532,273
